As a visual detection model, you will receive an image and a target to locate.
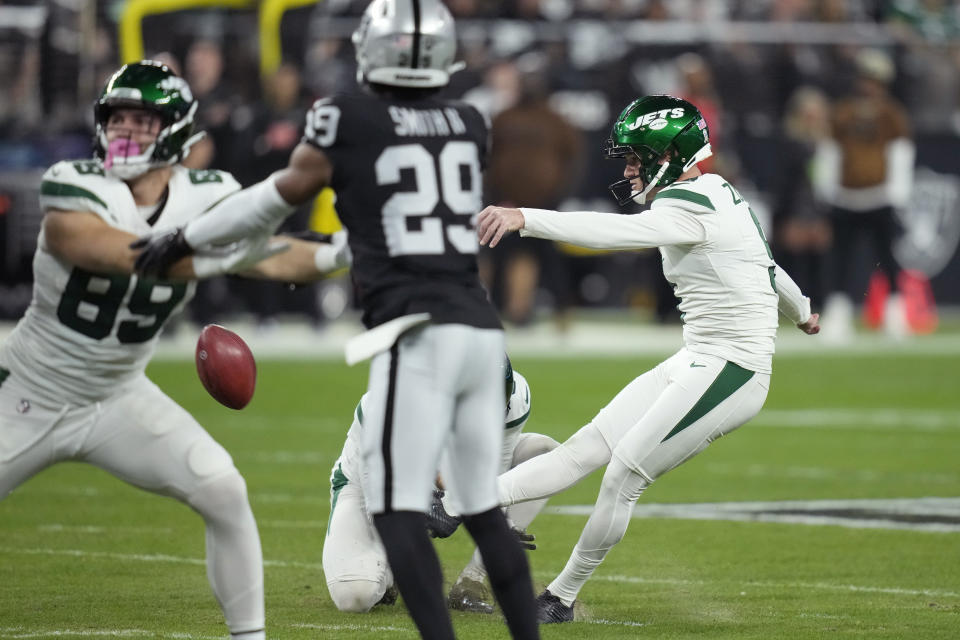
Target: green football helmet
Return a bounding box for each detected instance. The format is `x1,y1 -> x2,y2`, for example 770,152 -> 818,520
605,95 -> 712,206
94,60 -> 203,179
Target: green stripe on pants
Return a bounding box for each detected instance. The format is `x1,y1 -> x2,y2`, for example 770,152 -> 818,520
327,463 -> 350,537
662,361 -> 754,442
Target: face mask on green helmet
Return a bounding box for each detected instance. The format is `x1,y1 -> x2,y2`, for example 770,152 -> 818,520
605,95 -> 712,206
94,60 -> 204,179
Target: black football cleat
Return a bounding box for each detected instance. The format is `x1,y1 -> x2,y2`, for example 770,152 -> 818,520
426,489 -> 462,538
448,576 -> 494,614
535,589 -> 574,623
376,585 -> 398,607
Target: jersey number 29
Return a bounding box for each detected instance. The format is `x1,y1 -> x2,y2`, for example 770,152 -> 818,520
375,142 -> 481,257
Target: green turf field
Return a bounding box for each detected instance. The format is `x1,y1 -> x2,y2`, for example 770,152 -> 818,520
1,351 -> 958,639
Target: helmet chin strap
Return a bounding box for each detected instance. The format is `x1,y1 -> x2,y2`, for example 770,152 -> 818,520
632,159 -> 670,205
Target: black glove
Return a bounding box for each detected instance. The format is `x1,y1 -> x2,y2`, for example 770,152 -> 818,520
512,527 -> 536,551
426,488 -> 462,539
131,227 -> 193,278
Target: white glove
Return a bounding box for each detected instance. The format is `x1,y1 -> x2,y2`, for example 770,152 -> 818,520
314,230 -> 352,273
192,234 -> 291,278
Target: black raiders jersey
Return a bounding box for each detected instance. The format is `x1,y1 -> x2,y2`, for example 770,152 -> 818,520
303,91 -> 501,331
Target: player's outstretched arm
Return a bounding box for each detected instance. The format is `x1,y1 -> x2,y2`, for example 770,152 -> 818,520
798,313 -> 820,335
184,143 -> 332,249
481,203 -> 706,251
44,209 -> 141,274
773,263 -> 819,334
132,144 -> 333,277
45,208 -> 257,281
477,206 -> 525,248
240,232 -> 351,282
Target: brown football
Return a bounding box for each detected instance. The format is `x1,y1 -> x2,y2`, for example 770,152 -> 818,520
195,324 -> 257,410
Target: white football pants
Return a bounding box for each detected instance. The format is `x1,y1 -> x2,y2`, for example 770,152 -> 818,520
361,324 -> 505,516
323,431 -> 558,612
497,348 -> 769,604
0,373 -> 264,635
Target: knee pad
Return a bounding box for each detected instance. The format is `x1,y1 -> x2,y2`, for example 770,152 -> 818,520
511,433 -> 560,466
187,470 -> 251,523
327,579 -> 385,613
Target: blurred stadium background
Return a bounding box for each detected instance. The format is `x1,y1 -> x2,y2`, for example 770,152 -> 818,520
2,3 -> 960,639
2,0 -> 960,336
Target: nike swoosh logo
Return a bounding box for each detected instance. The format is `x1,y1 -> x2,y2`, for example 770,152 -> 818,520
690,362 -> 707,368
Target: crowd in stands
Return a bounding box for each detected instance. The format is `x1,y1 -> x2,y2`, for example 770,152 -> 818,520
1,0 -> 957,333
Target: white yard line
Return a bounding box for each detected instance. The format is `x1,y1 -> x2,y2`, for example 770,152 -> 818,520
755,408 -> 960,431
245,451 -> 327,464
2,545 -> 955,601
547,497 -> 960,533
37,524 -> 173,534
291,623 -> 415,634
260,520 -> 327,529
0,547 -> 321,570
0,547 -> 205,566
704,462 -> 959,485
0,629 -> 220,640
581,619 -> 648,627
250,492 -> 327,505
585,574 -> 960,599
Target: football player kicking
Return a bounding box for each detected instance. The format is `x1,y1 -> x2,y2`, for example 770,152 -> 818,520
323,357 -> 558,614
0,61 -> 345,640
477,95 -> 821,623
131,2 -> 543,639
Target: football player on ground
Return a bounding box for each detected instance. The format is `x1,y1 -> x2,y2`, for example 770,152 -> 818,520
477,95 -> 821,623
0,61 -> 344,640
324,357 -> 558,614
131,2 -> 542,639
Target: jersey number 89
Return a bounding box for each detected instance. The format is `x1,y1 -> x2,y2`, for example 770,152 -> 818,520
57,268 -> 187,343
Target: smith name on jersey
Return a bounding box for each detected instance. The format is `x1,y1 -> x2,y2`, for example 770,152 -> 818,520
303,93 -> 500,331
0,160 -> 239,406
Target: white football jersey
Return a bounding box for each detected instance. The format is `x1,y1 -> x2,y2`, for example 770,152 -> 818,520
653,175 -> 778,373
521,173 -> 811,374
0,160 -> 240,406
331,370 -> 533,487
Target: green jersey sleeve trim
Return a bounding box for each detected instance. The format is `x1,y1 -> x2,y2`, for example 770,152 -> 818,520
40,180 -> 109,211
653,188 -> 715,211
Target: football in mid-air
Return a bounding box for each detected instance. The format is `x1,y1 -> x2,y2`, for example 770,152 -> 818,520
195,324 -> 257,410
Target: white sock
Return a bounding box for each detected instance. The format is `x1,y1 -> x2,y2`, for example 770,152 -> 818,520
458,553 -> 488,583
547,458 -> 648,606
187,473 -> 265,635
231,631 -> 265,640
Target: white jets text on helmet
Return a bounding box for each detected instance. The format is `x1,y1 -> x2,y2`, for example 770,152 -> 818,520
626,108 -> 686,130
